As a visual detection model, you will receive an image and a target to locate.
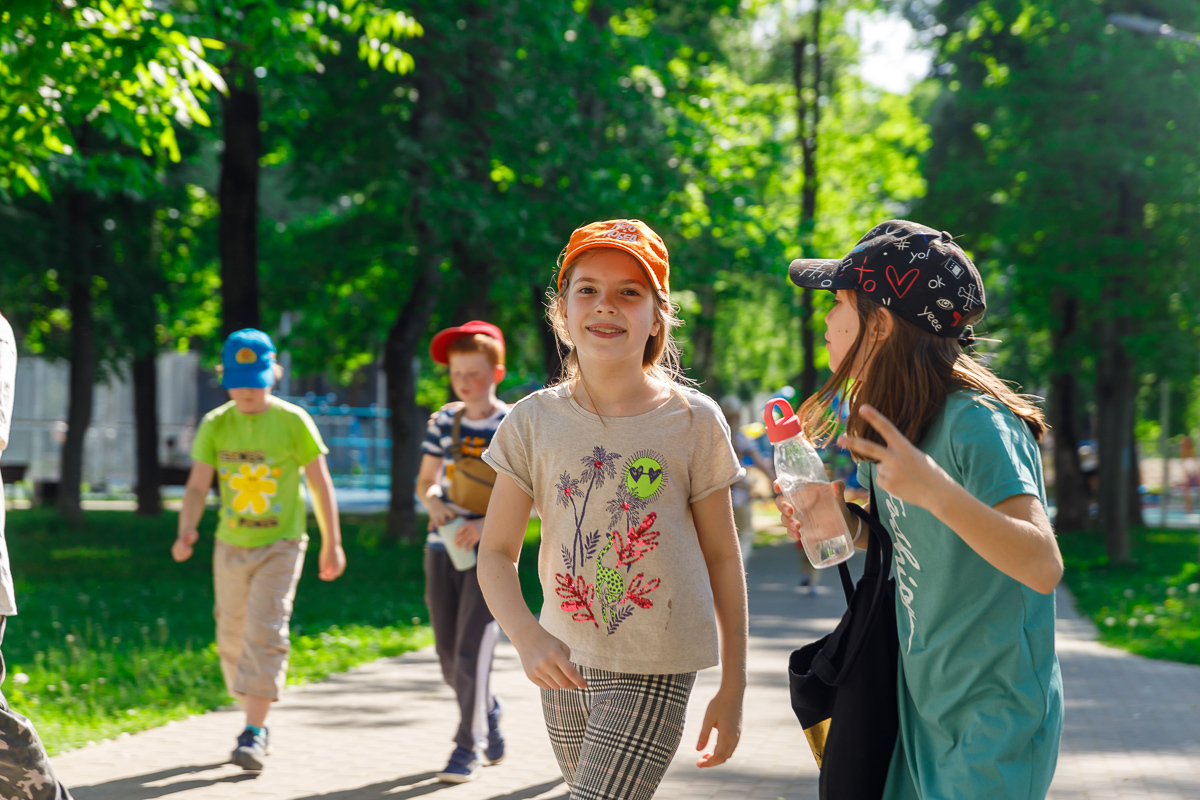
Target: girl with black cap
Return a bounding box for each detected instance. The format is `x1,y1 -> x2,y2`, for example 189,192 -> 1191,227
780,220 -> 1063,799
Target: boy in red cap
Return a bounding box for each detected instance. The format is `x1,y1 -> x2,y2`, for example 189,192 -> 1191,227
416,321 -> 509,783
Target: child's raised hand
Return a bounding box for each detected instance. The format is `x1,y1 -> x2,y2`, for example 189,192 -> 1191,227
839,404 -> 953,512
696,686 -> 743,768
172,529 -> 198,562
511,626 -> 587,691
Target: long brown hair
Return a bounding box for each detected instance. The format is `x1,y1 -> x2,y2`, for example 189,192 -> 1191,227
799,290 -> 1046,452
548,248 -> 690,391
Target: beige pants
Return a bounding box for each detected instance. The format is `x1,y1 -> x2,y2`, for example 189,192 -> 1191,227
213,537 -> 307,701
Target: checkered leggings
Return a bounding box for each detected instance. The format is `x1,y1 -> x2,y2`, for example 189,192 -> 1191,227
541,665 -> 697,800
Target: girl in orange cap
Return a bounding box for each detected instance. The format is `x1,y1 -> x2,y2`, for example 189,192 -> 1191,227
478,220 -> 748,799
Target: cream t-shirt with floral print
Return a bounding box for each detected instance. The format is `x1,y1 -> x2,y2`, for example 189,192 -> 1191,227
483,384 -> 743,674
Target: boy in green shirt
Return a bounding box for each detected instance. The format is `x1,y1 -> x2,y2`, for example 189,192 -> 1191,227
172,329 -> 345,771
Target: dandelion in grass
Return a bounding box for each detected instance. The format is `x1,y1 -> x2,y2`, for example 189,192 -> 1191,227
1123,588 -> 1135,599
1127,618 -> 1138,628
1168,587 -> 1177,597
1189,583 -> 1200,594
1104,617 -> 1116,627
1144,615 -> 1156,624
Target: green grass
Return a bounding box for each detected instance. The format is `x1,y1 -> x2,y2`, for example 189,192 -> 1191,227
1,508 -> 543,754
1059,526 -> 1200,665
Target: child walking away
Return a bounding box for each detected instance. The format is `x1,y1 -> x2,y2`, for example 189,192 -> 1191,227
781,220 -> 1063,799
416,321 -> 508,783
478,220 -> 749,800
172,329 -> 344,771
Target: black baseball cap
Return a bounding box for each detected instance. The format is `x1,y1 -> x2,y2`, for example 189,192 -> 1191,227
788,220 -> 986,343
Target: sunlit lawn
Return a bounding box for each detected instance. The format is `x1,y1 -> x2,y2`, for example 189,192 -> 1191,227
1059,526 -> 1200,665
2,508 -> 542,754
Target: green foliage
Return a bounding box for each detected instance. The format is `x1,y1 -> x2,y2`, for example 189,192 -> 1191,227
911,0 -> 1200,392
1060,526 -> 1200,666
0,507 -> 541,753
254,0 -> 929,402
169,0 -> 420,81
0,0 -> 224,196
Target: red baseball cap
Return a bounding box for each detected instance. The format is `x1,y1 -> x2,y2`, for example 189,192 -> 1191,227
429,320 -> 505,366
558,219 -> 670,296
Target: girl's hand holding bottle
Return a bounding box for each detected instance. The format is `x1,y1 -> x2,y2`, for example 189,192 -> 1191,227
765,398 -> 856,566
775,479 -> 852,545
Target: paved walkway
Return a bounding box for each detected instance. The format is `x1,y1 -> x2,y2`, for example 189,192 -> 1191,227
51,541 -> 1200,799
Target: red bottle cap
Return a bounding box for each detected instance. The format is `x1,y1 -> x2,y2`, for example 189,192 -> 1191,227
764,399 -> 802,443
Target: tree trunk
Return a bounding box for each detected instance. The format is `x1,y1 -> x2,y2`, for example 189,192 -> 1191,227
451,242 -> 493,324
133,350 -> 161,516
384,262 -> 441,542
793,3 -> 822,399
1049,371 -> 1089,531
59,191 -> 96,521
1128,435 -> 1144,528
219,67 -> 262,336
1047,291 -> 1088,531
1095,316 -> 1134,564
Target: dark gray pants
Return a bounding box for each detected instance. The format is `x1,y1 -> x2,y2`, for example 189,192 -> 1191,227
0,617 -> 73,800
423,550 -> 499,752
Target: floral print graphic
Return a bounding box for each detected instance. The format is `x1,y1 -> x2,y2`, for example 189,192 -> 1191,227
553,448 -> 666,635
228,464 -> 278,514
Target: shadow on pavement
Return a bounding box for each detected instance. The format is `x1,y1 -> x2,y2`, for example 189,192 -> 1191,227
69,762 -> 257,799
483,779 -> 565,800
288,774 -> 564,800
287,771 -> 441,799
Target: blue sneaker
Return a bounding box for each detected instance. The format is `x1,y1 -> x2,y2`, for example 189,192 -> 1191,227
483,698 -> 505,765
437,746 -> 480,784
231,726 -> 268,771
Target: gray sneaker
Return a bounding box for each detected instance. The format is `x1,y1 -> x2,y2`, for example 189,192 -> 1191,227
231,726 -> 268,771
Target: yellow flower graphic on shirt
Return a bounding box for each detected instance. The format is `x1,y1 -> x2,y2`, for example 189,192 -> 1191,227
228,464 -> 278,515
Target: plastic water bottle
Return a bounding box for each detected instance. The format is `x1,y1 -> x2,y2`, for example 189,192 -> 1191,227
763,398 -> 854,568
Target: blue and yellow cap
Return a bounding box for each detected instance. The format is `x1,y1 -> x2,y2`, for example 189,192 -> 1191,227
221,328 -> 277,389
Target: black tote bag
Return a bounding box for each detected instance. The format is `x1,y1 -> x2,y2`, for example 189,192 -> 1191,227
788,479 -> 900,799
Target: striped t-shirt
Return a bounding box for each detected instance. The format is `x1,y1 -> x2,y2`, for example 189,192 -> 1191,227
421,404 -> 507,548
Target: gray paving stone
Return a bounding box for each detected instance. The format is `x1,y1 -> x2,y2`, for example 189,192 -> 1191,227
50,541 -> 1200,799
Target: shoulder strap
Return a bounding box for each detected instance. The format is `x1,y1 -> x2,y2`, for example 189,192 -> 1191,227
450,408 -> 466,456
825,475 -> 894,684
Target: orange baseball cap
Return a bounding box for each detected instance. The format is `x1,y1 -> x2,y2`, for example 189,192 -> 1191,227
429,320 -> 505,366
558,219 -> 670,296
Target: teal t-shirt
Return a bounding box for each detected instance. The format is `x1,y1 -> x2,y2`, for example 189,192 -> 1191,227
191,398 -> 328,549
857,390 -> 1063,800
